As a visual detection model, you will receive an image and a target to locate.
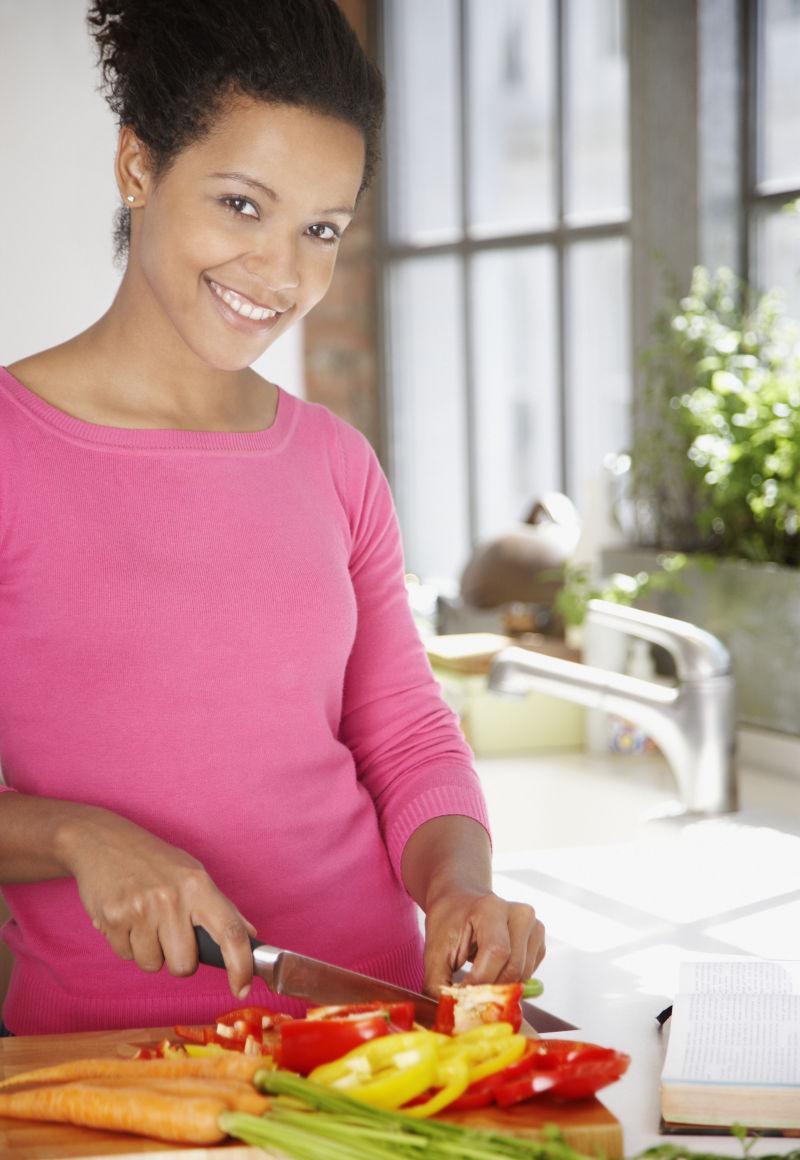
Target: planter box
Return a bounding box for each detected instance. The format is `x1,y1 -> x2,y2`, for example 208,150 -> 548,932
601,547 -> 800,737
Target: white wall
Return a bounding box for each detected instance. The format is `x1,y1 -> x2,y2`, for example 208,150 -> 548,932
0,0 -> 303,395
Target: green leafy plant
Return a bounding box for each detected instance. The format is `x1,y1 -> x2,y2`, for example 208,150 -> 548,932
632,266 -> 800,566
554,554 -> 688,629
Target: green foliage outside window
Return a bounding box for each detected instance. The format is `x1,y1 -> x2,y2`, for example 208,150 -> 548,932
632,266 -> 800,567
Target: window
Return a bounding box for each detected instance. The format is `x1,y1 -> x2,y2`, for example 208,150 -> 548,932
380,0 -> 630,580
748,0 -> 800,317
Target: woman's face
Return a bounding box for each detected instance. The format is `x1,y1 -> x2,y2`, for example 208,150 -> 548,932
121,98 -> 366,371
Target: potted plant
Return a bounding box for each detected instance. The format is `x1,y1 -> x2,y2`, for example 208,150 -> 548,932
604,266 -> 800,734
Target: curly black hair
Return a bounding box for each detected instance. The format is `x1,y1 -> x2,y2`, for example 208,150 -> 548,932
87,0 -> 384,263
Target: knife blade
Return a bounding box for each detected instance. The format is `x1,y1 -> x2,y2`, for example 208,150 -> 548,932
195,926 -> 438,1026
194,926 -> 577,1033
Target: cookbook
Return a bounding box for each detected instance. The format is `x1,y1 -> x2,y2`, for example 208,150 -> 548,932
660,960 -> 800,1134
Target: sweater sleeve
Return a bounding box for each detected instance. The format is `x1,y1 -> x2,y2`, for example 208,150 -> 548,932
333,419 -> 490,882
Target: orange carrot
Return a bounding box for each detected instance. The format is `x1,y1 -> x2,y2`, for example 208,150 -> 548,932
0,1052 -> 266,1089
87,1074 -> 269,1114
0,1082 -> 228,1144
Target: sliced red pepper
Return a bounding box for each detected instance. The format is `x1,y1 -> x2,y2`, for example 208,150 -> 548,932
173,1024 -> 219,1045
216,1005 -> 294,1033
448,1039 -> 542,1110
306,1002 -> 415,1033
447,1074 -> 499,1110
493,1040 -> 630,1105
276,1013 -> 390,1074
434,983 -> 524,1035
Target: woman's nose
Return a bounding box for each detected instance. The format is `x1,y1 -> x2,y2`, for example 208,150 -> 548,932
246,236 -> 300,295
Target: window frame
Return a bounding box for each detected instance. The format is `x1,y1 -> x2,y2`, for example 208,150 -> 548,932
374,0 -> 631,550
744,0 -> 800,293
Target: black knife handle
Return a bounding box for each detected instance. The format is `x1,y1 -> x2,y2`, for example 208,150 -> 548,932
194,925 -> 262,969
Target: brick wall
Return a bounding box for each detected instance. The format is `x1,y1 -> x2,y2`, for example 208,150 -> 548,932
305,0 -> 383,456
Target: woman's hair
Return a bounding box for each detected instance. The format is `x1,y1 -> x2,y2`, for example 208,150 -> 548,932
87,0 -> 384,263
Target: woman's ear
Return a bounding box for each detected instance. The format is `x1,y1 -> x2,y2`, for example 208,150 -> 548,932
115,125 -> 150,207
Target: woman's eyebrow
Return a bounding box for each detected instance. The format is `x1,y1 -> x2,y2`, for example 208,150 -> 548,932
209,171 -> 354,217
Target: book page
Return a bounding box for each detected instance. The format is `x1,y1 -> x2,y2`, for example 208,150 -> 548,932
663,961 -> 800,1086
678,960 -> 800,996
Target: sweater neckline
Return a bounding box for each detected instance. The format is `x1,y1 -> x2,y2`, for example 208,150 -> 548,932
0,365 -> 297,453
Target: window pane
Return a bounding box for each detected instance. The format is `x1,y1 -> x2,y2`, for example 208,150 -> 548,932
471,248 -> 560,539
758,0 -> 800,187
467,0 -> 556,236
565,0 -> 629,220
566,239 -> 631,517
753,205 -> 800,321
383,0 -> 461,243
387,257 -> 471,578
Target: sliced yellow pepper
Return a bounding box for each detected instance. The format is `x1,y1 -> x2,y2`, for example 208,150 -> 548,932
439,1022 -> 527,1083
309,1030 -> 438,1109
183,1042 -> 227,1056
401,1053 -> 470,1118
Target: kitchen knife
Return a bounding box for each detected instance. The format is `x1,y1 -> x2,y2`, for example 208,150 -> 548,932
194,926 -> 577,1033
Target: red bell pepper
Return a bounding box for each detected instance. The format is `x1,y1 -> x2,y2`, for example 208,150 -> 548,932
175,1006 -> 294,1052
434,983 -> 524,1035
173,1024 -> 220,1045
493,1039 -> 630,1105
306,1002 -> 416,1032
214,1005 -> 294,1041
276,1012 -> 391,1074
448,1039 -> 542,1109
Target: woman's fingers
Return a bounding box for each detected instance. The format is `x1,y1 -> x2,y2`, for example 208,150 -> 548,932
128,923 -> 166,973
191,909 -> 256,999
423,890 -> 546,994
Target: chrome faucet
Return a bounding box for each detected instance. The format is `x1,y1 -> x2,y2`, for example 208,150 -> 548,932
487,599 -> 738,815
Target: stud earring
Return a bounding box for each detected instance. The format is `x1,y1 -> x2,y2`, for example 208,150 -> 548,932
126,195 -> 135,204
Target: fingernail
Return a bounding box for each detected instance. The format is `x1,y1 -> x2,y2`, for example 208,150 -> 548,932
237,983 -> 251,999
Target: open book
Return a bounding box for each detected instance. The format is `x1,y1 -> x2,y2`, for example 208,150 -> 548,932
661,960 -> 800,1134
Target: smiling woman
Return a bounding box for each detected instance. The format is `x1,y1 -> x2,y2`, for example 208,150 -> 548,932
0,0 -> 544,1039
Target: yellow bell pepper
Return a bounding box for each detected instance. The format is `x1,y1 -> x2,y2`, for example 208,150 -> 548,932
401,1052 -> 470,1118
439,1022 -> 528,1084
183,1042 -> 227,1056
309,1030 -> 438,1109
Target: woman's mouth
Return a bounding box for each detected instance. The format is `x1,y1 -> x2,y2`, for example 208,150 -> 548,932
206,278 -> 286,333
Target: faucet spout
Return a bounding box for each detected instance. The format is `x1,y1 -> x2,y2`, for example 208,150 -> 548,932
487,601 -> 738,815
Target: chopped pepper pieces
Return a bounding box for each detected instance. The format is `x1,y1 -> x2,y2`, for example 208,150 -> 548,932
434,982 -> 524,1035
305,1002 -> 415,1032
494,1039 -> 629,1104
401,1052 -> 470,1117
309,1031 -> 440,1109
277,1013 -> 391,1074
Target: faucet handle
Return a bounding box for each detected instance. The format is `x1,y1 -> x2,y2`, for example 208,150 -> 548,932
585,599 -> 731,681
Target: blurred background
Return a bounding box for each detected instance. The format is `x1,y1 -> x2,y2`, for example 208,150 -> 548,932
1,0 -> 799,744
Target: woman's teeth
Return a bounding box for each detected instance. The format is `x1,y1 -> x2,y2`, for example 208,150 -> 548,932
209,280 -> 277,321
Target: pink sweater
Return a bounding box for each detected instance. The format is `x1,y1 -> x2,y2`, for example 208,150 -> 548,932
0,367 -> 488,1035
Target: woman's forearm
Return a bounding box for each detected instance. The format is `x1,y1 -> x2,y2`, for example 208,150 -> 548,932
0,792 -> 106,883
401,813 -> 544,994
400,814 -> 492,911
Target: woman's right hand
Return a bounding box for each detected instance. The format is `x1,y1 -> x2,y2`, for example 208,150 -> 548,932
59,806 -> 257,998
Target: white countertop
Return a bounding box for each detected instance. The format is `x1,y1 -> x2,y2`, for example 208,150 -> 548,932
480,749 -> 800,1155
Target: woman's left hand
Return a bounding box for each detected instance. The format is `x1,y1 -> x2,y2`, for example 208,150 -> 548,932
421,888 -> 545,998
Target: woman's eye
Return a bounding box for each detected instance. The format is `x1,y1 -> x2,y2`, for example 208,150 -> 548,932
222,196 -> 259,219
307,223 -> 341,244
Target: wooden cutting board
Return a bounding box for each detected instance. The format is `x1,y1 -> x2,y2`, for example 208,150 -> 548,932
0,1027 -> 624,1159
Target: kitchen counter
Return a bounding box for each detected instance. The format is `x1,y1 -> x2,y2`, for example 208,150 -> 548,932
481,749 -> 800,1154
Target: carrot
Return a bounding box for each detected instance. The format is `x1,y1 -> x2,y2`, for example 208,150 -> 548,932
87,1075 -> 270,1114
0,1052 -> 266,1089
0,1082 -> 228,1144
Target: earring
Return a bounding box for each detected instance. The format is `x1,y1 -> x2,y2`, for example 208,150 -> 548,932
126,195 -> 135,204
